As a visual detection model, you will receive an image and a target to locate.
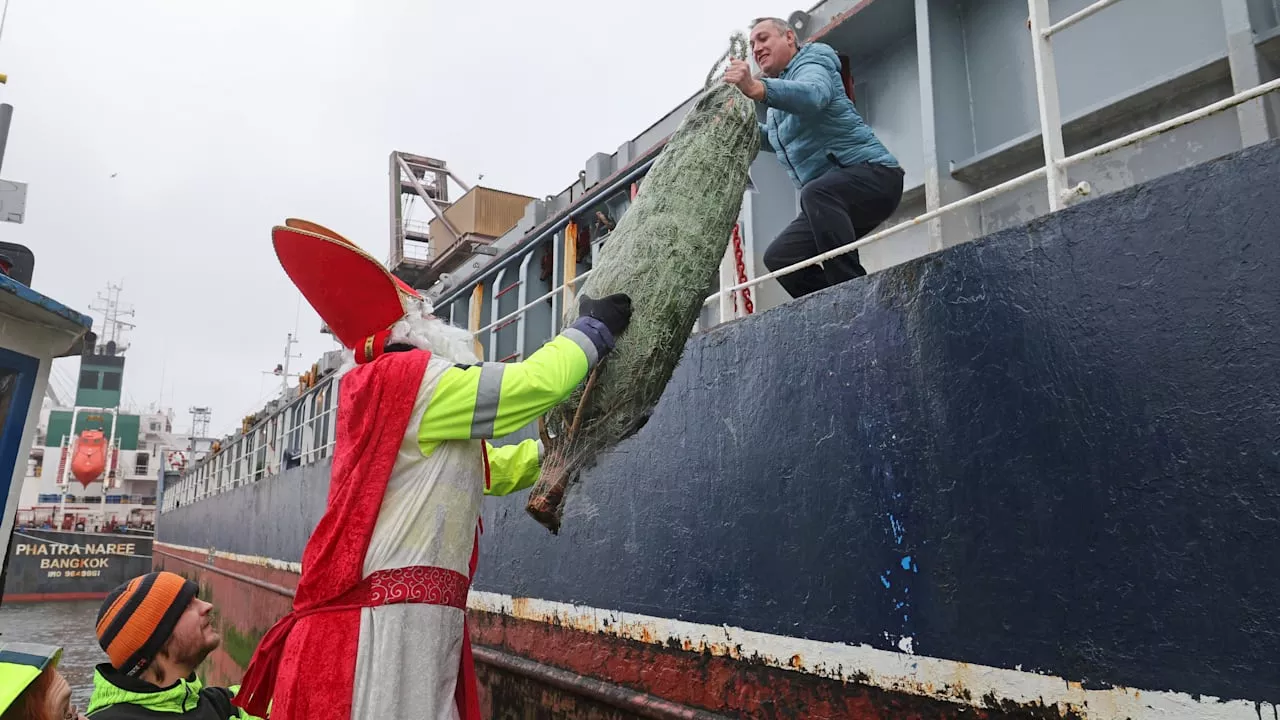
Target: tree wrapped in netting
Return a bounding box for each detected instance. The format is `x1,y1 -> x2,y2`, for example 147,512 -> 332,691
526,35 -> 761,534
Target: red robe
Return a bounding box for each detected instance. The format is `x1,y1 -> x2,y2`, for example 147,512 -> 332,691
234,350 -> 481,719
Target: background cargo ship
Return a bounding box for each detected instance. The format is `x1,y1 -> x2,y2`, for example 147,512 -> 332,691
153,0 -> 1280,717
2,292 -> 187,602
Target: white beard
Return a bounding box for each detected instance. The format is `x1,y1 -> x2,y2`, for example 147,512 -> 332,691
333,296 -> 480,380
390,296 -> 481,365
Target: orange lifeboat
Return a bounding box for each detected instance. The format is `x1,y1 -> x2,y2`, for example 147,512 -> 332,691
71,429 -> 107,487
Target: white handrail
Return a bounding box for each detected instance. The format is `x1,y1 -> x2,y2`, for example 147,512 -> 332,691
1028,0 -> 1071,211
703,164 -> 1048,302
467,72 -> 1280,351
1043,0 -> 1122,37
473,268 -> 595,336
1061,77 -> 1280,167
703,76 -> 1279,307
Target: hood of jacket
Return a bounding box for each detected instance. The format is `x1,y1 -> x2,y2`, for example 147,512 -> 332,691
87,663 -> 205,715
782,41 -> 838,76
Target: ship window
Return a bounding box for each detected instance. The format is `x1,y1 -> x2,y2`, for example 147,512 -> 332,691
79,370 -> 100,389
101,372 -> 122,391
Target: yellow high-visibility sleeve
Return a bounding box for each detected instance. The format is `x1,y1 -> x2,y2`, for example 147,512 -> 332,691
418,328 -> 602,450
484,439 -> 542,496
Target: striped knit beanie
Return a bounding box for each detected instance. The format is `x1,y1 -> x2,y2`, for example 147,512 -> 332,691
96,571 -> 199,676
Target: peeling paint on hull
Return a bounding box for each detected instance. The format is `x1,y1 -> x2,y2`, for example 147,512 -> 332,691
471,610 -> 1075,720
467,592 -> 1273,720
152,543 -> 297,688
151,546 -> 1278,720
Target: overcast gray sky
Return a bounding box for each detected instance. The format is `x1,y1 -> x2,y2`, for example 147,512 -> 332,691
1,0 -> 782,436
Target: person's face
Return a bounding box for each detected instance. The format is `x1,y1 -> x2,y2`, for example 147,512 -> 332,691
750,21 -> 797,77
48,669 -> 87,720
160,597 -> 221,667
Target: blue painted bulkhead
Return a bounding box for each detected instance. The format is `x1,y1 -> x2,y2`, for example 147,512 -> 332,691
158,139 -> 1280,703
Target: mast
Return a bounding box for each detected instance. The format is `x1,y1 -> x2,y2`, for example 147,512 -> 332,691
264,333 -> 303,398
68,282 -> 133,527
281,333 -> 299,397
89,282 -> 135,355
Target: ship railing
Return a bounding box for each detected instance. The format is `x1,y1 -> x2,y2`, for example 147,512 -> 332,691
163,377 -> 342,512
694,0 -> 1280,313
458,0 -> 1279,362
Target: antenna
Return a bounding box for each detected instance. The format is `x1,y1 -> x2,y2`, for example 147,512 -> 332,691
88,282 -> 136,354
262,333 -> 303,398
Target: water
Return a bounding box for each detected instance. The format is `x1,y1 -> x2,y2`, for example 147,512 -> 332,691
0,600 -> 102,709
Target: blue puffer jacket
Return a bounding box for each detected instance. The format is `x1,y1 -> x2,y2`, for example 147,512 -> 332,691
759,42 -> 898,188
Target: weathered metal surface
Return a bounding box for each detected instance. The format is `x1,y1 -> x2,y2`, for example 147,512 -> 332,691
0,273 -> 93,333
157,459 -> 333,563
475,646 -> 733,720
468,592 -> 1277,720
153,544 -> 297,689
470,609 -> 1079,719
154,546 -> 296,598
478,663 -> 663,720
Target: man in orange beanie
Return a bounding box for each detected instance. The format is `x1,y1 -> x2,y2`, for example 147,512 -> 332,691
85,571 -> 262,719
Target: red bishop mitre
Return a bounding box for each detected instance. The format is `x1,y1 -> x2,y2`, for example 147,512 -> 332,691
273,219 -> 422,365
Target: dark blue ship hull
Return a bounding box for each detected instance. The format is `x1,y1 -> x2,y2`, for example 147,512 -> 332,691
156,139 -> 1280,718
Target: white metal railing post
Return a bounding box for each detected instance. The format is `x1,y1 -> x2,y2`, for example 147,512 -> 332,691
551,234 -> 562,334
489,268 -> 506,362
1027,0 -> 1070,212
516,252 -> 534,359
718,239 -> 735,323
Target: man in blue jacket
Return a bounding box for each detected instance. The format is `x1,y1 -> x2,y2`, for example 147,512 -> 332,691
724,17 -> 904,298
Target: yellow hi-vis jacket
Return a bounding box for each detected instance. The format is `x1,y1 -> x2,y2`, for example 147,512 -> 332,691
416,317 -> 612,496
0,642 -> 63,715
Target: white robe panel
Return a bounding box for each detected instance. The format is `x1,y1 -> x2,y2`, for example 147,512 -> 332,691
351,355 -> 485,720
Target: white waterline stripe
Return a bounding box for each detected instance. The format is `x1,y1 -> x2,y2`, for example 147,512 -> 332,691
467,591 -> 1273,720
149,548 -> 1273,719
153,540 -> 303,574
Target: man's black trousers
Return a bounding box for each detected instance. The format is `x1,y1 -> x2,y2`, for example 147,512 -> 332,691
763,163 -> 905,299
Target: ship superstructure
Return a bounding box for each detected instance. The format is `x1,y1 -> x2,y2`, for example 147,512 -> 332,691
15,285 -> 186,532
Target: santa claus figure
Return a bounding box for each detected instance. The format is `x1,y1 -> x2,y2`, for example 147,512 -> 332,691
233,219 -> 632,719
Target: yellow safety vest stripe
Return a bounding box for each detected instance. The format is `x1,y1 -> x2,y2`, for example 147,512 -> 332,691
418,332 -> 593,447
